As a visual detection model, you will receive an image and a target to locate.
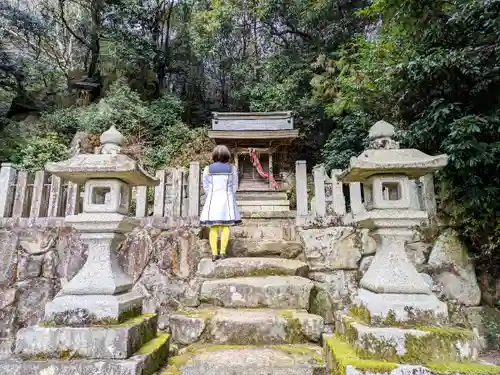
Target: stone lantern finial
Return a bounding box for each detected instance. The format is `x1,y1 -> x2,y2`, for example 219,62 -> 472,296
368,120 -> 400,150
100,125 -> 125,154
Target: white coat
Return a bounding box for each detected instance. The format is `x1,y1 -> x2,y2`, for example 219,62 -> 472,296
200,162 -> 241,226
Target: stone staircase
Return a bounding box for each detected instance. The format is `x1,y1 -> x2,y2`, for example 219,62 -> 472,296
157,220 -> 328,375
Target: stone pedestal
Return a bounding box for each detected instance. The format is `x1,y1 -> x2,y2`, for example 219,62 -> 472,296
44,182 -> 142,322
0,127 -> 168,375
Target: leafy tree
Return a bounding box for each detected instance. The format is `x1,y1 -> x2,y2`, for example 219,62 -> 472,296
315,0 -> 500,271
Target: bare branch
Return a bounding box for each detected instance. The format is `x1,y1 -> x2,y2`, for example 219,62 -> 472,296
58,0 -> 90,48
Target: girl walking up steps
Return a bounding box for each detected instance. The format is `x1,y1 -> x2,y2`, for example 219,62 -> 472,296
200,145 -> 242,261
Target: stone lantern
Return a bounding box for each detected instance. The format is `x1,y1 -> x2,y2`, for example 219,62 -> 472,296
43,125 -> 159,323
340,120 -> 449,322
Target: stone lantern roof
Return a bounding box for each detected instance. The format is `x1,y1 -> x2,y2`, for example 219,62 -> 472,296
340,120 -> 448,183
45,126 -> 158,187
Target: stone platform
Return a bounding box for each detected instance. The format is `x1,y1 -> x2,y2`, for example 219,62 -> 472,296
15,314 -> 158,360
0,333 -> 169,375
324,334 -> 500,375
335,313 -> 478,363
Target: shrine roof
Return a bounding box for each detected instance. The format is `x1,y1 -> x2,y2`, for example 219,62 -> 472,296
211,111 -> 294,132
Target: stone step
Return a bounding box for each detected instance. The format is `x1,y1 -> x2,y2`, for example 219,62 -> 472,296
239,205 -> 290,213
0,333 -> 170,375
169,308 -> 324,345
196,257 -> 309,278
230,223 -> 297,241
200,276 -> 314,309
236,191 -> 288,201
159,344 -> 327,375
15,314 -> 158,359
324,333 -> 494,375
240,210 -> 296,219
237,199 -> 290,206
228,239 -> 303,258
336,314 -> 479,363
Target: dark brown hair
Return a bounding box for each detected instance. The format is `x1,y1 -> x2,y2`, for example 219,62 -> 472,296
212,145 -> 231,163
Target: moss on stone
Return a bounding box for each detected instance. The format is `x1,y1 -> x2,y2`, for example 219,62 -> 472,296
112,313 -> 157,327
428,362 -> 500,374
383,310 -> 398,326
325,334 -> 398,375
271,344 -> 325,364
245,267 -> 292,277
136,334 -> 170,374
401,326 -> 472,364
162,343 -> 325,374
136,333 -> 170,355
174,309 -> 216,320
358,333 -> 398,361
27,349 -> 84,361
348,305 -> 371,324
279,310 -> 307,344
341,315 -> 475,364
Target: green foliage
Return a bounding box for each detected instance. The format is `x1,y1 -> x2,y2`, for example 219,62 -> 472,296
321,112 -> 370,170
148,94 -> 184,143
142,125 -> 214,171
38,107 -> 81,142
315,0 -> 500,271
79,79 -> 149,136
12,132 -> 68,171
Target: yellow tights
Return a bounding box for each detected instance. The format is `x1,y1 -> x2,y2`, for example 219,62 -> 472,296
209,225 -> 230,256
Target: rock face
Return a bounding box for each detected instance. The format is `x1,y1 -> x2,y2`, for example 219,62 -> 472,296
299,226 -> 362,271
309,271 -> 358,324
427,230 -> 481,306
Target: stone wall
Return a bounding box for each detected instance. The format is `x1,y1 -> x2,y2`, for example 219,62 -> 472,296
298,225 -> 493,339
1,218 -> 498,359
0,220 -> 209,358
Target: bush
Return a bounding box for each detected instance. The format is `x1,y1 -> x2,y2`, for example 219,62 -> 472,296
141,124 -> 214,171
79,79 -> 149,137
321,112 -> 370,170
12,132 -> 69,171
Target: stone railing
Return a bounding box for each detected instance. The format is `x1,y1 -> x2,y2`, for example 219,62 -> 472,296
0,160 -> 437,225
295,160 -> 438,224
0,162 -> 202,220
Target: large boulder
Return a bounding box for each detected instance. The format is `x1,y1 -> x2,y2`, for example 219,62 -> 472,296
299,227 -> 361,271
427,229 -> 481,306
309,270 -> 358,324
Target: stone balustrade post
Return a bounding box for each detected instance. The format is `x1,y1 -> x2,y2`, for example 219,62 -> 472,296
30,170 -> 47,217
313,164 -> 326,217
188,161 -> 201,217
420,173 -> 437,216
331,169 -> 346,216
0,163 -> 17,217
153,169 -> 166,217
135,186 -> 148,217
12,171 -> 28,217
295,160 -> 308,217
349,182 -> 364,216
47,175 -> 63,217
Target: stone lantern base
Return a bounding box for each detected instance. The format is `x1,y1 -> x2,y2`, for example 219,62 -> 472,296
1,314 -> 169,375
